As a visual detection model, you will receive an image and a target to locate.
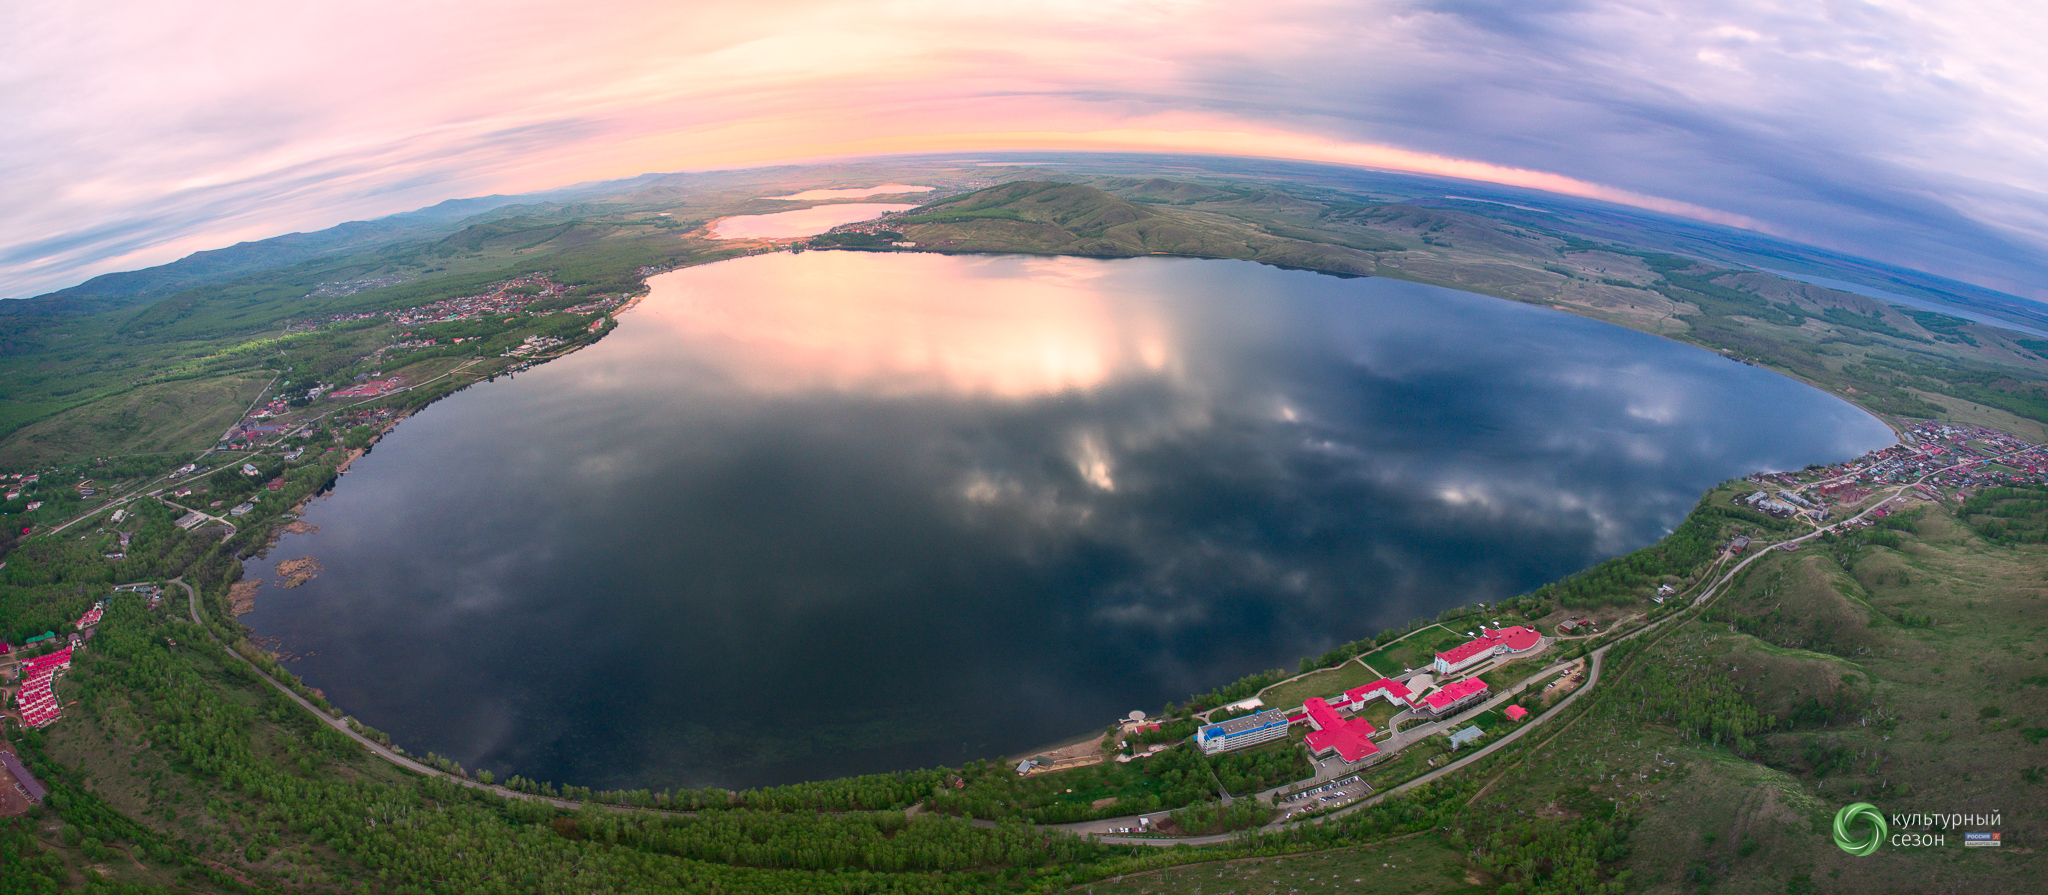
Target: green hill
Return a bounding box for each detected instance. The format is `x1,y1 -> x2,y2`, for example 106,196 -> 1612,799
893,181 -> 1382,275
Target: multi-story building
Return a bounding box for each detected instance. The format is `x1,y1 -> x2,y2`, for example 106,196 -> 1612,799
1195,709 -> 1291,755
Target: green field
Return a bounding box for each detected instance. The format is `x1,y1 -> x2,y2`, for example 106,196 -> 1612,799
0,374 -> 270,467
1257,659 -> 1388,710
1076,835 -> 1477,895
1356,625 -> 1466,675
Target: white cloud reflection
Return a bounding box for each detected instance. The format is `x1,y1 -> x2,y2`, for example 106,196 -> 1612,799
631,253 -> 1177,399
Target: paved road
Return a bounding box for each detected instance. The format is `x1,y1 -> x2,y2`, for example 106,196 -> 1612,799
172,576 -> 636,814
156,497 -> 238,535
41,360 -> 485,540
43,375 -> 284,539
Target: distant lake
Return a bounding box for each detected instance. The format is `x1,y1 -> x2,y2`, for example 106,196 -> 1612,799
245,253 -> 1893,791
768,184 -> 934,200
710,203 -> 917,238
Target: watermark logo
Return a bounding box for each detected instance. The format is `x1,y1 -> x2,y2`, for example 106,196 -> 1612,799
1834,802 -> 1887,856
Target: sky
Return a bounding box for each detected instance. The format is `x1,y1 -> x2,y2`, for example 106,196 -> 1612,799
6,0 -> 2048,299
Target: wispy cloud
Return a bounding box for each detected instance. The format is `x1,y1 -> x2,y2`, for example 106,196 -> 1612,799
5,0 -> 2047,297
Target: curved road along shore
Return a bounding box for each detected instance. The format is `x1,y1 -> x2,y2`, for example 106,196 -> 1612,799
174,577 -> 620,814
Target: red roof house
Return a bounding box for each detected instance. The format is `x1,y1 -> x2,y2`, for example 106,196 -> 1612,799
1341,678 -> 1415,708
1434,626 -> 1543,675
1421,677 -> 1489,715
1300,697 -> 1380,762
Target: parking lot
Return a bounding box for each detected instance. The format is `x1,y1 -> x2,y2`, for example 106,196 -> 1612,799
1274,776 -> 1372,821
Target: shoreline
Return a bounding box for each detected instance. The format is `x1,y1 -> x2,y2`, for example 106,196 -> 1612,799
223,251 -> 1915,794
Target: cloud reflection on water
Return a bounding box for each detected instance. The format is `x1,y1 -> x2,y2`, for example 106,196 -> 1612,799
245,252 -> 1894,791
631,253 -> 1178,399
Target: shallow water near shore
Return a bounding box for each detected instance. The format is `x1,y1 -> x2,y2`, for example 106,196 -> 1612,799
246,252 -> 1893,791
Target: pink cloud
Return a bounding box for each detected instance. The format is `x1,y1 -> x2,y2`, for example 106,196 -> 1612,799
5,0 -> 2045,297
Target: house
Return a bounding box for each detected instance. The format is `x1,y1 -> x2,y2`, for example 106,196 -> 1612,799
1420,678 -> 1489,716
1,752 -> 47,803
1433,626 -> 1543,675
1448,726 -> 1484,749
1301,697 -> 1380,762
1339,678 -> 1416,709
241,464 -> 261,476
1504,705 -> 1529,721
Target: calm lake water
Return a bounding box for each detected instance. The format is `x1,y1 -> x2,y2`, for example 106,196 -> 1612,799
246,253 -> 1893,791
768,184 -> 934,201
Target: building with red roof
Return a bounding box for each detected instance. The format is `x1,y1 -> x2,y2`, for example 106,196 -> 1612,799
1300,697 -> 1380,763
1420,677 -> 1489,716
14,647 -> 73,729
1503,704 -> 1528,721
1340,678 -> 1415,709
1433,626 -> 1543,675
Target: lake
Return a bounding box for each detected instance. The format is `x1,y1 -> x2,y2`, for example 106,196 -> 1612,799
768,184 -> 934,201
245,252 -> 1894,791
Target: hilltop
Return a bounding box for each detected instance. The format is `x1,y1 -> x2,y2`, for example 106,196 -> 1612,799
883,181 -> 1384,275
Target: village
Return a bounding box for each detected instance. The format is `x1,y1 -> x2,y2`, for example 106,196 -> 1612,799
0,584 -> 164,813
2,271 -> 631,577
1738,420 -> 2045,525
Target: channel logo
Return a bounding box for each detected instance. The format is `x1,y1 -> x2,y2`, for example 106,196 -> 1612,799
1833,802 -> 1887,856
1964,832 -> 2002,848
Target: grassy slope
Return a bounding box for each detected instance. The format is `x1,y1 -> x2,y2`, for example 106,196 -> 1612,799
0,374 -> 269,467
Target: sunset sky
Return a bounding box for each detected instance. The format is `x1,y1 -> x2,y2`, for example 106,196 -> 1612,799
7,0 -> 2048,298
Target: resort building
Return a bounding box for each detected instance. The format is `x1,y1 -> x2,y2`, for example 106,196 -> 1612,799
1433,626 -> 1543,675
14,647 -> 74,729
1301,697 -> 1380,762
1338,677 -> 1416,709
1195,709 -> 1291,755
1420,677 -> 1489,716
